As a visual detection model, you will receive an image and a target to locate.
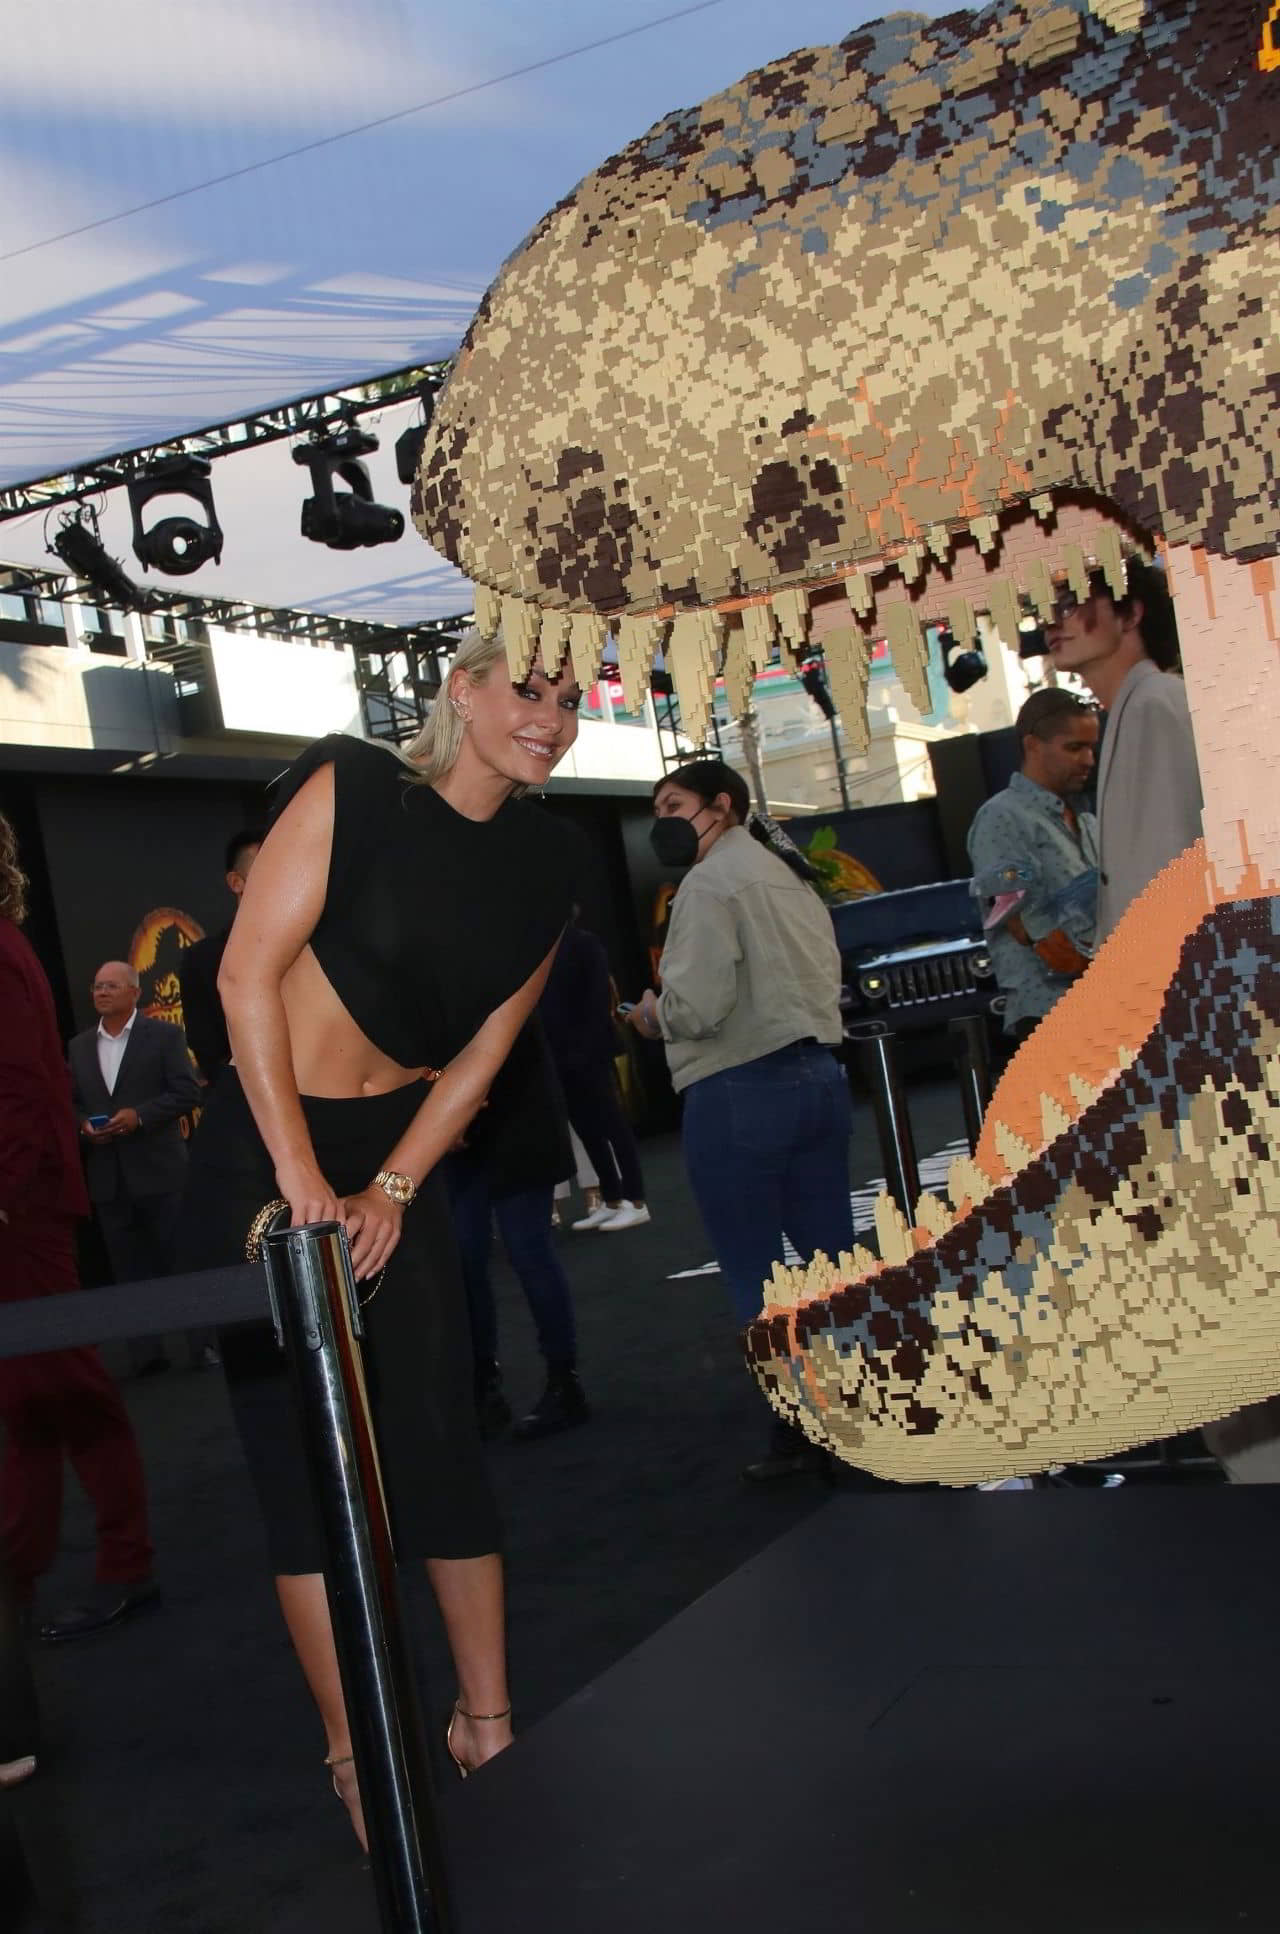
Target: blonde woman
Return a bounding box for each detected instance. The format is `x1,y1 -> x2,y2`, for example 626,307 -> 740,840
180,633 -> 582,1844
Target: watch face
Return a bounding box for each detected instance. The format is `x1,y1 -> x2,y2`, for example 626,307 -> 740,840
379,1172 -> 413,1203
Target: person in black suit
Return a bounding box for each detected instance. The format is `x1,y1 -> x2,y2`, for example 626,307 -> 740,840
68,962 -> 201,1372
177,827 -> 264,1085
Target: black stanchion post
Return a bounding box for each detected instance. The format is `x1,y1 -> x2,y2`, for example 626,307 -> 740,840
847,1026 -> 920,1220
262,1223 -> 454,1934
948,1014 -> 994,1154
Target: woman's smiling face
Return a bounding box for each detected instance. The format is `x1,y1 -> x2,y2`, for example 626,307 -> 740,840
455,661 -> 581,789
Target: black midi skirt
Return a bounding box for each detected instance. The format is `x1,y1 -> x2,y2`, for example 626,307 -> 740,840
179,1071 -> 500,1573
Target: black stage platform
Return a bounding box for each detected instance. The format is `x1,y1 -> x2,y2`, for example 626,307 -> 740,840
320,1488 -> 1277,1934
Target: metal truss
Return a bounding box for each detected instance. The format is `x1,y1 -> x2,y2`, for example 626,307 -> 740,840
0,359 -> 451,524
0,558 -> 469,659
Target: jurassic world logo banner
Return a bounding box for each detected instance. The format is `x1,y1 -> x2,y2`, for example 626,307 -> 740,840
129,906 -> 204,1030
129,906 -> 205,1129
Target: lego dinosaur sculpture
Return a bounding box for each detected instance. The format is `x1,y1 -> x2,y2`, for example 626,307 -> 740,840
413,0 -> 1280,1482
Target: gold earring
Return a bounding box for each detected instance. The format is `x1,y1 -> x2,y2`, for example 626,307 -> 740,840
449,697 -> 471,722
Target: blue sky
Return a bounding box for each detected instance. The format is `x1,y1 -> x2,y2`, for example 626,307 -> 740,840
0,0 -> 943,615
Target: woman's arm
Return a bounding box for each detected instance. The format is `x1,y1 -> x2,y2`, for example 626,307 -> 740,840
217,765 -> 340,1228
651,889 -> 740,1041
343,939 -> 561,1278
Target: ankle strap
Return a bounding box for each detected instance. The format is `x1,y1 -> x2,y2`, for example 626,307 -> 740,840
454,1702 -> 511,1722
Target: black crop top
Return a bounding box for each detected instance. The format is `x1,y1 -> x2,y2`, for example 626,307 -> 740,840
268,734 -> 582,1069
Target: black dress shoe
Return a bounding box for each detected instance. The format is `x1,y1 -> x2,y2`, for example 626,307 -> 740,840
513,1367 -> 590,1440
37,1579 -> 161,1644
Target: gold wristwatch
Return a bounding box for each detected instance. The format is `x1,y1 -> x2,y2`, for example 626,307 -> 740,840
373,1170 -> 417,1207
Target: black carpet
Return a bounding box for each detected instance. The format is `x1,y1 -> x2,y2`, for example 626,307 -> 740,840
2,1078 -> 1227,1932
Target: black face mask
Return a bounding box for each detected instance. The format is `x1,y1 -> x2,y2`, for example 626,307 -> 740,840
649,807 -> 709,869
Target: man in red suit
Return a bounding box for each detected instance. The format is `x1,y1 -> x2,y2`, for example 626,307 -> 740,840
0,811 -> 157,1641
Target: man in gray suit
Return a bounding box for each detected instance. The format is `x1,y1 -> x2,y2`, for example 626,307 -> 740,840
68,961 -> 201,1373
1044,556 -> 1202,941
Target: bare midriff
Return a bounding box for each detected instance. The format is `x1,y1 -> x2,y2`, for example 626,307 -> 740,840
278,946 -> 427,1100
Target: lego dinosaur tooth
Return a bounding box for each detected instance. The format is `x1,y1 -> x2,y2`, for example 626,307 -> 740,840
473,582 -> 502,642
822,623 -> 871,756
1023,555 -> 1056,623
898,544 -> 927,588
1063,542 -> 1090,606
501,595 -> 540,680
1040,1093 -> 1073,1144
721,625 -> 753,718
946,597 -> 976,657
994,1119 -> 1035,1173
616,614 -> 665,713
741,600 -> 778,673
879,600 -> 931,717
915,1191 -> 953,1241
874,1191 -> 915,1267
667,609 -> 718,745
1068,1072 -> 1100,1109
770,586 -> 811,659
837,1245 -> 877,1278
986,575 -> 1023,654
542,610 -> 574,678
1095,523 -> 1127,600
926,524 -> 953,565
568,611 -> 607,690
1030,492 -> 1056,528
763,1261 -> 800,1310
948,1152 -> 993,1212
969,515 -> 1000,557
845,569 -> 873,618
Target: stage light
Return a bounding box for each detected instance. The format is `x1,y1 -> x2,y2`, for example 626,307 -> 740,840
394,422 -> 430,486
394,376 -> 440,485
1017,612 -> 1047,658
939,624 -> 987,694
799,655 -> 837,721
49,506 -> 154,610
294,426 -> 405,550
127,455 -> 223,576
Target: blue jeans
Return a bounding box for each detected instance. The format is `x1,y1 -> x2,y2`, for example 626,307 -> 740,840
443,1154 -> 577,1372
682,1041 -> 854,1329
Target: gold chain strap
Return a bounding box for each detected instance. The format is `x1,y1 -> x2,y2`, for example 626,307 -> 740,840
245,1197 -> 386,1307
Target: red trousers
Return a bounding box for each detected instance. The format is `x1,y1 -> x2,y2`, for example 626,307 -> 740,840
0,1215 -> 153,1595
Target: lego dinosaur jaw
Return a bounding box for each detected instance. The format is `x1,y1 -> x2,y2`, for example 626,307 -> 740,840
744,540 -> 1280,1485
463,487 -> 1154,752
746,882 -> 1280,1486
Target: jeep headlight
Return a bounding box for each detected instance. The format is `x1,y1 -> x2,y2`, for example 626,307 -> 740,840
859,971 -> 888,1001
970,948 -> 993,980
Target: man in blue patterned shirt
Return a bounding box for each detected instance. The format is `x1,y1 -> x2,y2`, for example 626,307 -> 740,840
967,690 -> 1100,1041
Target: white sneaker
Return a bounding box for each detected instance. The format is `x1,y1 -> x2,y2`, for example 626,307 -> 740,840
597,1201 -> 651,1232
571,1203 -> 617,1231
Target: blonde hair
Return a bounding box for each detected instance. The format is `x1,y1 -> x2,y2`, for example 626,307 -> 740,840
0,811 -> 29,924
402,626 -> 515,787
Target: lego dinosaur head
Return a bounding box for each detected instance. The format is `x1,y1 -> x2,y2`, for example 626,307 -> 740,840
413,0 -> 1277,722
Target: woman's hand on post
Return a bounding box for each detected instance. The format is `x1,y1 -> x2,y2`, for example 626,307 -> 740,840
275,1161 -> 344,1231
342,1186 -> 404,1281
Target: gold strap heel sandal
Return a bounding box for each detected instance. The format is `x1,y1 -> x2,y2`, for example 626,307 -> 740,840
445,1702 -> 512,1780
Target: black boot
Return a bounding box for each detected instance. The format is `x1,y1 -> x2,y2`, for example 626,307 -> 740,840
742,1417 -> 828,1483
474,1361 -> 512,1441
513,1365 -> 590,1440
